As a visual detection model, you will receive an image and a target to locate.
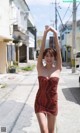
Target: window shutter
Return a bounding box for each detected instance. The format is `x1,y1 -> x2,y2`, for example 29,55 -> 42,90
7,45 -> 12,61
11,45 -> 15,61
7,44 -> 15,61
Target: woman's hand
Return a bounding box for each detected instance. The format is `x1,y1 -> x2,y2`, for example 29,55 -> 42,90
49,26 -> 58,35
44,25 -> 58,35
44,25 -> 50,34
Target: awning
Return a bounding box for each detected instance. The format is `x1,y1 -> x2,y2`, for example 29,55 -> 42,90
13,32 -> 29,45
0,35 -> 13,42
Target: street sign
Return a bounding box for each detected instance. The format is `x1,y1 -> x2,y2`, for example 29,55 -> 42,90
63,0 -> 80,2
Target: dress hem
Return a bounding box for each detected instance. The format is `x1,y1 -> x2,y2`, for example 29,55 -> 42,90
35,110 -> 58,116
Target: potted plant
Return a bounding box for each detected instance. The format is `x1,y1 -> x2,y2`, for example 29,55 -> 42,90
8,65 -> 16,73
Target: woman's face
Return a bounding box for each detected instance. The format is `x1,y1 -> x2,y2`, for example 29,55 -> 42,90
44,52 -> 54,65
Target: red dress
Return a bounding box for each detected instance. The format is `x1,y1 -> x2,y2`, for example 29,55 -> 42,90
34,76 -> 59,116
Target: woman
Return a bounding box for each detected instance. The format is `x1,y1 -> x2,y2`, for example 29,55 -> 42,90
34,25 -> 62,133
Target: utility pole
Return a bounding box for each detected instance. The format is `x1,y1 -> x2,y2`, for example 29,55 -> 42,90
49,0 -> 58,48
55,0 -> 57,30
72,0 -> 76,73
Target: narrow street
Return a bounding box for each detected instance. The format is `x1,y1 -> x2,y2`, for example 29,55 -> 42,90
0,66 -> 80,133
0,0 -> 80,132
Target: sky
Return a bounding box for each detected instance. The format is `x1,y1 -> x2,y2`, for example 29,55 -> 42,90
26,0 -> 80,35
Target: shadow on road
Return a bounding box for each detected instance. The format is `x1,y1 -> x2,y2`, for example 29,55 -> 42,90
62,87 -> 80,105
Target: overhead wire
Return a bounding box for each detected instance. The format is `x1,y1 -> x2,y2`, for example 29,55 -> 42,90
56,8 -> 65,28
58,1 -> 80,27
62,3 -> 71,20
76,2 -> 80,8
65,3 -> 79,26
56,3 -> 72,28
49,1 -> 72,28
50,1 -> 80,30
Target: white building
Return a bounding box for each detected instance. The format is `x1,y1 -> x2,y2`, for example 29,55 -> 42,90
0,0 -> 37,73
9,0 -> 37,64
59,21 -> 80,63
0,0 -> 13,73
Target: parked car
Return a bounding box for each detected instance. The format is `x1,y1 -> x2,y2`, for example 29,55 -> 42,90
75,52 -> 80,67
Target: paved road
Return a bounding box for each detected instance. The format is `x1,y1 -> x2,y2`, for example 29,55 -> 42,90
0,66 -> 80,133
57,67 -> 80,133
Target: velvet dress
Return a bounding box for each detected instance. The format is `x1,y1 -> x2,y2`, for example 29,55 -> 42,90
34,76 -> 59,116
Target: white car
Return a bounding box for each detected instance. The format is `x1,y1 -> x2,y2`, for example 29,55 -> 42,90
75,52 -> 80,67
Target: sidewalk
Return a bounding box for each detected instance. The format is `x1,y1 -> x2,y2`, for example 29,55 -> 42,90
0,60 -> 37,87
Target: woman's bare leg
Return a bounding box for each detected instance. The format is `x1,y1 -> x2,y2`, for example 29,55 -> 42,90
36,112 -> 48,133
47,114 -> 56,133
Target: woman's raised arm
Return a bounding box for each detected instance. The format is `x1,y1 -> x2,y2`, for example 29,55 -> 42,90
37,26 -> 49,69
50,27 -> 62,71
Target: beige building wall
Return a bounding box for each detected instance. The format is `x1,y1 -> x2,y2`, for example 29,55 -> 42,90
0,42 -> 7,73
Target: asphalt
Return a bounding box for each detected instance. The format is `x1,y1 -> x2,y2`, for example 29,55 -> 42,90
0,61 -> 80,133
